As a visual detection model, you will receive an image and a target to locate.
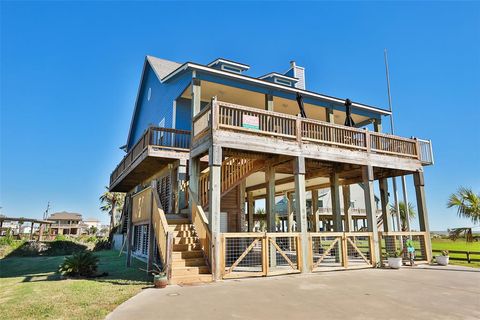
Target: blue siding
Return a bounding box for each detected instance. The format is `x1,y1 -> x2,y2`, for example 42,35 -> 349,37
127,66 -> 192,150
175,98 -> 192,131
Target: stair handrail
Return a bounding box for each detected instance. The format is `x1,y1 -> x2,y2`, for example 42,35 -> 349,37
188,186 -> 212,267
151,186 -> 173,280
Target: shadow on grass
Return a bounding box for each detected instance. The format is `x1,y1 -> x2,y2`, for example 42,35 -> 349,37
0,249 -> 152,285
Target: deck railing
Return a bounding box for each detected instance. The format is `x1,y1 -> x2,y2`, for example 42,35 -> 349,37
110,127 -> 191,186
192,100 -> 434,164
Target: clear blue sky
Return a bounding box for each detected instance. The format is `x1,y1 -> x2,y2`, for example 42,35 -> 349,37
1,1 -> 479,230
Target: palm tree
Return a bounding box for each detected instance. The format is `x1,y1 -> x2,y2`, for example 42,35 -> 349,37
390,202 -> 416,231
99,187 -> 125,231
447,187 -> 480,225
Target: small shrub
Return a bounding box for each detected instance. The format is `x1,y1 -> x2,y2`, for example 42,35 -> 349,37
59,251 -> 99,277
0,235 -> 14,246
47,240 -> 87,256
55,234 -> 67,241
442,250 -> 449,256
93,239 -> 111,251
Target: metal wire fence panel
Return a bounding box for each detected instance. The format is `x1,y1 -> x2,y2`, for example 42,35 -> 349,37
379,232 -> 429,265
221,233 -> 302,279
311,233 -> 344,271
345,234 -> 373,267
223,235 -> 264,277
268,235 -> 300,274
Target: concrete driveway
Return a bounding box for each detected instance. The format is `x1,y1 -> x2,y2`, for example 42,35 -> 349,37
107,265 -> 480,320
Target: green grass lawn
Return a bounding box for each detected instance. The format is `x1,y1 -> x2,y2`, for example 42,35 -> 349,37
431,238 -> 480,268
0,250 -> 151,320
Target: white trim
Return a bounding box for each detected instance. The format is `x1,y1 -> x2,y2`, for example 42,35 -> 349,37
172,100 -> 177,129
207,58 -> 250,70
161,63 -> 391,116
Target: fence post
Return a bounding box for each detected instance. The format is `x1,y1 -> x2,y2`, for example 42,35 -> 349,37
262,234 -> 268,276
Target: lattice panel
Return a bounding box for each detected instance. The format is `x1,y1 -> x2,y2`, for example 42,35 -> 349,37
311,235 -> 343,270
224,236 -> 264,275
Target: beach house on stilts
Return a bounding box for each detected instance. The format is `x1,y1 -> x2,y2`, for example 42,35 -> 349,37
109,56 -> 434,284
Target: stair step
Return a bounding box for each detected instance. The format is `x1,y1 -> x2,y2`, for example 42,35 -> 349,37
172,230 -> 196,237
169,274 -> 212,285
172,250 -> 204,259
171,266 -> 210,277
167,218 -> 190,225
173,237 -> 198,245
169,224 -> 194,231
172,257 -> 207,267
173,243 -> 201,252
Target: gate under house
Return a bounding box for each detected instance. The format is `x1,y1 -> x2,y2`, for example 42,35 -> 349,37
310,232 -> 376,271
221,233 -> 302,279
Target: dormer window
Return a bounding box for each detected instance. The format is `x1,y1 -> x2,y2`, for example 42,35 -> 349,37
259,72 -> 298,88
207,58 -> 250,74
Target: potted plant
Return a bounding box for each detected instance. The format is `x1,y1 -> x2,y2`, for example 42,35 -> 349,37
435,250 -> 449,266
386,250 -> 403,269
151,263 -> 168,288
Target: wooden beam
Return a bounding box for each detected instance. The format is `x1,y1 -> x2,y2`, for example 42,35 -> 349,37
379,178 -> 391,231
362,165 -> 380,264
294,156 -> 309,273
414,171 -> 432,262
247,192 -> 254,232
330,171 -> 342,232
265,164 -> 276,232
343,185 -> 352,232
265,94 -> 274,111
311,189 -> 319,232
209,145 -> 222,281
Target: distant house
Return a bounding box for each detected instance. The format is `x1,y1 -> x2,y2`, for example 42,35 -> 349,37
47,211 -> 83,236
83,218 -> 102,231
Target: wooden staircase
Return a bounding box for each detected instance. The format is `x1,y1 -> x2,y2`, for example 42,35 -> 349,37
198,157 -> 264,208
168,217 -> 212,285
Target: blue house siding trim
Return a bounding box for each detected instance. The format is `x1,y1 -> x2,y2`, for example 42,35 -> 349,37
174,98 -> 192,131
127,66 -> 192,150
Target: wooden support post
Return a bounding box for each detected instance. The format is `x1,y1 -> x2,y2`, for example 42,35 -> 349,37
30,222 -> 34,240
247,192 -> 254,232
209,145 -> 222,280
379,178 -> 392,231
239,179 -> 246,232
294,156 -> 309,273
188,156 -> 200,220
414,171 -> 432,262
287,192 -> 294,232
373,118 -> 382,133
330,171 -> 342,232
362,165 -> 380,265
342,185 -> 352,232
147,183 -> 155,272
325,108 -> 335,123
38,224 -> 44,241
265,164 -> 276,232
191,78 -> 201,116
177,159 -> 187,212
125,196 -> 133,267
265,94 -> 274,111
311,189 -> 319,232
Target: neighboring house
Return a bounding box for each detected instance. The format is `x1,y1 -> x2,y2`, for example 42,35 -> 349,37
83,218 -> 102,230
110,56 -> 434,285
47,211 -> 83,236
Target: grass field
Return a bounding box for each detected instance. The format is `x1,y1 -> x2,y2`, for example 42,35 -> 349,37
431,238 -> 480,268
0,250 -> 151,320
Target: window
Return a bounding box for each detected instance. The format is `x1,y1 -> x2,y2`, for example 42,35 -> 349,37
133,224 -> 150,257
221,64 -> 242,74
274,78 -> 292,86
147,87 -> 152,101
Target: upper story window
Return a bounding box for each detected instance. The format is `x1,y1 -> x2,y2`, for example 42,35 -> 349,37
207,58 -> 250,75
259,72 -> 298,88
147,87 -> 152,101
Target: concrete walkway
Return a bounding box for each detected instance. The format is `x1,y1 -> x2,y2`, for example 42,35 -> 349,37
107,265 -> 480,320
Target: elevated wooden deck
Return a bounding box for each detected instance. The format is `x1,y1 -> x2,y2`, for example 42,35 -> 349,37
191,100 -> 434,171
110,127 -> 190,192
